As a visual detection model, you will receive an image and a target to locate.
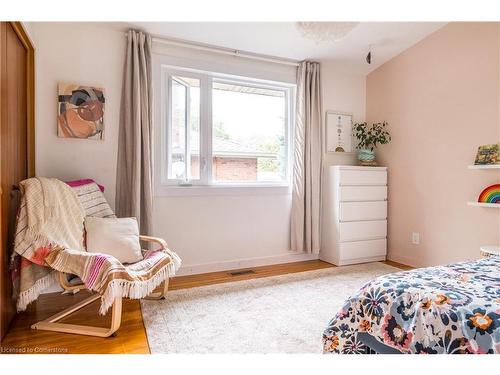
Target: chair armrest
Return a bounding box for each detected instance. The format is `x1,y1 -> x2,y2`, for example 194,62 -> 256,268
140,235 -> 168,249
140,235 -> 169,257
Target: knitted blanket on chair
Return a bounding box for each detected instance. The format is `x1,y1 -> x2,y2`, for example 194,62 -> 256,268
12,177 -> 180,314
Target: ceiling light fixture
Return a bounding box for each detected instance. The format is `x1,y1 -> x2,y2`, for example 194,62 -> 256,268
296,22 -> 358,43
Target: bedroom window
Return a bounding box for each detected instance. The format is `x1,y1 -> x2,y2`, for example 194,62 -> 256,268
161,67 -> 294,189
168,75 -> 201,181
212,80 -> 288,183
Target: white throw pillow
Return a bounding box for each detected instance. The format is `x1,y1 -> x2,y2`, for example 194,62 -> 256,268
84,217 -> 143,264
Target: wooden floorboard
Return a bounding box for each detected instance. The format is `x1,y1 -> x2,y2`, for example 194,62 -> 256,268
0,290 -> 149,354
382,259 -> 413,271
169,259 -> 334,290
0,259 -> 411,354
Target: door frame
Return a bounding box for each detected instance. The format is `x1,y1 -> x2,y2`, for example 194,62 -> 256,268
9,22 -> 35,177
0,21 -> 35,342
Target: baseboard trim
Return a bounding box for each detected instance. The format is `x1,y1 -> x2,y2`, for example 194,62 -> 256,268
175,252 -> 320,276
337,256 -> 387,266
387,253 -> 425,268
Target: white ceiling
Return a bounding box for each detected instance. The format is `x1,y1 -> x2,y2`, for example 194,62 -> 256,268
131,22 -> 446,74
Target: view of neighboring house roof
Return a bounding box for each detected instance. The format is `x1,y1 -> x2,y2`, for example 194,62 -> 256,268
173,131 -> 277,159
213,82 -> 285,98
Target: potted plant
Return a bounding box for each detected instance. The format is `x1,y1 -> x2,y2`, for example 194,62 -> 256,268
353,121 -> 391,165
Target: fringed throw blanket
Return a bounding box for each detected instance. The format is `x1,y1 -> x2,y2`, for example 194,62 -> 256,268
13,177 -> 86,310
46,247 -> 180,314
12,177 -> 181,314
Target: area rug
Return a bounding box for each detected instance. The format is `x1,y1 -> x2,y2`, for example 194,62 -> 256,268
141,262 -> 400,353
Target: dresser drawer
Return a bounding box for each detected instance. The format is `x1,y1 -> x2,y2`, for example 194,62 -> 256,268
340,201 -> 387,222
339,169 -> 387,185
340,186 -> 387,201
339,220 -> 387,242
339,239 -> 387,261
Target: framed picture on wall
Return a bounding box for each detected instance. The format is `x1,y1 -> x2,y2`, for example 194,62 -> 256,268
325,111 -> 353,153
57,83 -> 105,140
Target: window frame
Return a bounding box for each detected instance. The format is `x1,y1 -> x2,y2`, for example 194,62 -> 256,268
155,62 -> 295,196
164,70 -> 208,185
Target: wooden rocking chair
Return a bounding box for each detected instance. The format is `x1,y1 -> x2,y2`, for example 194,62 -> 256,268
31,235 -> 171,338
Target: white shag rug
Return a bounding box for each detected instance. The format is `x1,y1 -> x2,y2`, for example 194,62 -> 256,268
141,262 -> 400,353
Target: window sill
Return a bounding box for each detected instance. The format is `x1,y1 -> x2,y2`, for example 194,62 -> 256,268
154,183 -> 291,197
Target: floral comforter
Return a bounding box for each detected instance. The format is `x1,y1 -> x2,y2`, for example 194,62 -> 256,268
323,256 -> 500,354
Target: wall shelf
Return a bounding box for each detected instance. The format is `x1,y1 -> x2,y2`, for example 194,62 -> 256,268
467,202 -> 500,208
467,164 -> 500,169
467,161 -> 500,208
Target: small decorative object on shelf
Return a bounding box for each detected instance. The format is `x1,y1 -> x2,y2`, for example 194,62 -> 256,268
480,245 -> 500,258
353,121 -> 391,166
474,143 -> 500,165
477,184 -> 500,204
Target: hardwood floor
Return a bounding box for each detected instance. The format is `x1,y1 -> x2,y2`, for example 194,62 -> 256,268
383,259 -> 413,271
169,259 -> 334,290
0,259 -> 411,354
1,291 -> 150,354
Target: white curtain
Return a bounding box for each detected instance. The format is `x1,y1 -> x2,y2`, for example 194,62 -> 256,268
290,61 -> 323,253
115,30 -> 153,234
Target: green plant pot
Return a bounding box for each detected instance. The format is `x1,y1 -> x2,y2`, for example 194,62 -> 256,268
358,148 -> 375,162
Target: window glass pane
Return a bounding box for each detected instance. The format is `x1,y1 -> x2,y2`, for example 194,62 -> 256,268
169,76 -> 200,180
212,81 -> 287,182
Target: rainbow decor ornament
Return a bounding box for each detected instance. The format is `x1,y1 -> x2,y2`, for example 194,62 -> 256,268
478,184 -> 500,204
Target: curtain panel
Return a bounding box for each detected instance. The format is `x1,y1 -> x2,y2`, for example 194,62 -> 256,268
290,61 -> 323,253
116,30 -> 153,234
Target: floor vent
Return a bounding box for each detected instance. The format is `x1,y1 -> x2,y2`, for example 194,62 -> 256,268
228,270 -> 256,277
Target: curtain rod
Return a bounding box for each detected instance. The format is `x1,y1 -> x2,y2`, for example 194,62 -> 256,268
150,36 -> 300,67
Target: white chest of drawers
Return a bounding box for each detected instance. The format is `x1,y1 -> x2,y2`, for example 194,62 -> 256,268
320,166 -> 388,266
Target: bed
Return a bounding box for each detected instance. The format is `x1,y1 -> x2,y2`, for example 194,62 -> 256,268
322,256 -> 500,354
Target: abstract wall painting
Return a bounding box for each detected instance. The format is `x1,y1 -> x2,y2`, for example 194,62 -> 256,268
57,83 -> 105,140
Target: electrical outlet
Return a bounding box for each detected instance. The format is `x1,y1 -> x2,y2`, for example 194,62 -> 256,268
412,232 -> 420,245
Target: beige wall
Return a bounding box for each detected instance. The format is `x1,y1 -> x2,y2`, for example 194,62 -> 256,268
29,22 -> 368,275
321,62 -> 366,167
32,22 -> 126,208
152,56 -> 367,275
366,23 -> 500,267
30,21 -> 498,271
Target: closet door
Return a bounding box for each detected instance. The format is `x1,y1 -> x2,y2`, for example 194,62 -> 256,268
0,22 -> 34,341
